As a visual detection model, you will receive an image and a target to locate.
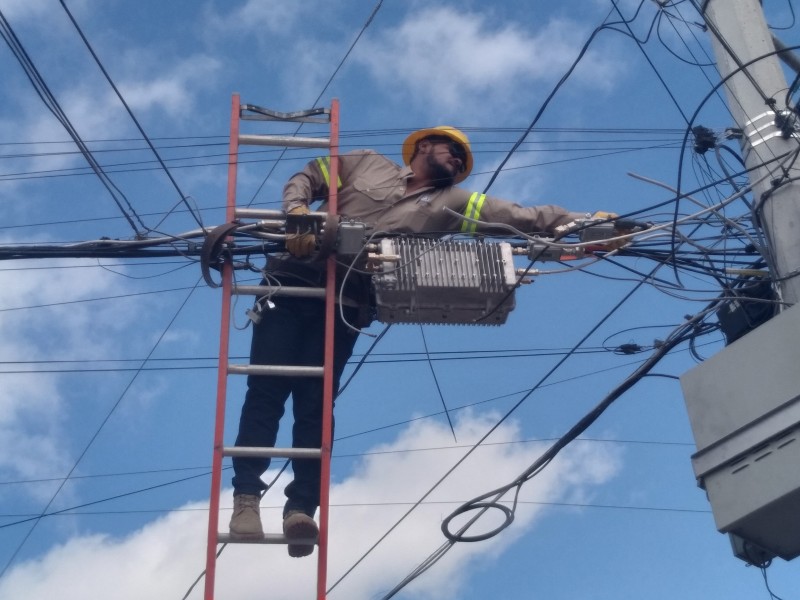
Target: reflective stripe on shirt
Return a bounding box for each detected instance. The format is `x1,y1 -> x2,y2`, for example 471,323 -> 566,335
315,157 -> 343,189
461,192 -> 487,233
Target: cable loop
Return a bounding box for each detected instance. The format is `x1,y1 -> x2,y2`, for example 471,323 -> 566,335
441,501 -> 514,543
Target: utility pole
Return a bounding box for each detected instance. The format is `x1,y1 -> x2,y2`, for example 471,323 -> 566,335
700,0 -> 800,307
678,0 -> 800,565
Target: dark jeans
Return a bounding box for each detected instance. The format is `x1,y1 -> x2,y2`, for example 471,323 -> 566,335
231,285 -> 359,517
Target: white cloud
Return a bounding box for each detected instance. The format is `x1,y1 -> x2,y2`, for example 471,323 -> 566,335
0,53 -> 220,198
0,262 -> 151,488
354,7 -> 623,114
0,0 -> 56,21
116,55 -> 222,118
203,0 -> 305,37
0,412 -> 621,599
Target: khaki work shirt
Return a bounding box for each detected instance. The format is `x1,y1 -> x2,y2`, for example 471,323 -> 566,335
284,150 -> 583,235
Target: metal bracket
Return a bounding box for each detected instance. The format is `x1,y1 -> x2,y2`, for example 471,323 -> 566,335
240,104 -> 330,124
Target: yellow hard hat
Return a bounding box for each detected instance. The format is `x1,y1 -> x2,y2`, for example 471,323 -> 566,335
402,125 -> 473,184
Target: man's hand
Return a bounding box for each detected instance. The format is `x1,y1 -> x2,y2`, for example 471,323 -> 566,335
591,211 -> 618,221
285,205 -> 316,257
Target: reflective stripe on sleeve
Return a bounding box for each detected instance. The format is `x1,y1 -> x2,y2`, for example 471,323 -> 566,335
315,157 -> 342,189
460,192 -> 487,233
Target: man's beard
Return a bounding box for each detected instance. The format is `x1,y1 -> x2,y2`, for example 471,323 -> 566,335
426,154 -> 455,188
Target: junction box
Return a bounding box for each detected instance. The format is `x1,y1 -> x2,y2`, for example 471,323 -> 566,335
680,302 -> 800,562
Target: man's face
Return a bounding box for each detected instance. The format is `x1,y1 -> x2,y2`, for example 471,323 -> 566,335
422,137 -> 466,187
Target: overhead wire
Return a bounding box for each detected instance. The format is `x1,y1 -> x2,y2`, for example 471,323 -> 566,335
481,4 -> 620,192
331,8 -> 705,589
356,3 -> 799,594
57,0 -> 206,232
378,175 -> 740,591
1,2 -> 793,596
611,0 -> 692,124
418,326 -> 457,442
380,308 -> 719,598
0,276 -> 207,579
367,258 -> 685,597
245,0 -> 385,206
0,8 -> 147,237
176,3 -> 389,597
669,43 -> 800,296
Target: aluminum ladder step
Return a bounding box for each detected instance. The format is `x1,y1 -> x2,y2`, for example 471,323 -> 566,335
222,446 -> 322,460
228,364 -> 324,377
219,445 -> 322,545
217,532 -> 318,545
233,285 -> 326,299
238,134 -> 330,148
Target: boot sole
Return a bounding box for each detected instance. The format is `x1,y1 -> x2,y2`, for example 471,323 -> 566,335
283,515 -> 318,558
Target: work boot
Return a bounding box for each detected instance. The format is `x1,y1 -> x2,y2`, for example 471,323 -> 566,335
283,510 -> 318,558
229,494 -> 263,539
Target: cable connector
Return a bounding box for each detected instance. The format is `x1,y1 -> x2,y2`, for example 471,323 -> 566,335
526,240 -> 564,262
522,239 -> 584,262
246,297 -> 276,325
579,221 -> 618,244
775,109 -> 799,139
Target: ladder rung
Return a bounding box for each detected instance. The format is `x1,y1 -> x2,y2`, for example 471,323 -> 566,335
222,446 -> 322,459
233,285 -> 326,299
234,207 -> 284,220
238,134 -> 330,148
217,532 -> 318,545
228,364 -> 324,377
234,207 -> 328,220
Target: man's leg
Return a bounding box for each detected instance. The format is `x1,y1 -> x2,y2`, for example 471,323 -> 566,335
230,292 -> 308,536
283,304 -> 360,517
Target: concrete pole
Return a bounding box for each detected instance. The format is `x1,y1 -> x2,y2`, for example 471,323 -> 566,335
701,0 -> 800,307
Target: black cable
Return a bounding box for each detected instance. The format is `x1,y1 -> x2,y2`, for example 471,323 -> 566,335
612,0 -> 692,124
669,45 -> 800,290
481,5 -> 619,193
332,249 -> 660,596
656,7 -> 715,67
0,277 -> 205,579
378,306 -> 719,599
0,8 -> 147,237
245,0 -> 384,206
759,564 -> 787,600
372,191 -> 750,594
418,325 -> 457,442
58,0 -> 205,232
0,468 -> 216,530
690,0 -> 776,106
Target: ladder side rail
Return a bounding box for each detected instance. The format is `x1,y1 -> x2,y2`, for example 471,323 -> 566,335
317,98 -> 340,600
204,92 -> 241,600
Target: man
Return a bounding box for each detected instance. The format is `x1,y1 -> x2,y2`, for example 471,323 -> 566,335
229,126 -> 619,557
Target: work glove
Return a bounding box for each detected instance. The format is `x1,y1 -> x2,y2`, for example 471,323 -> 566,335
285,205 -> 317,257
591,211 -> 618,221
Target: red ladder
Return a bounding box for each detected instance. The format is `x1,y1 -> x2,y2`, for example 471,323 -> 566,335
204,93 -> 340,600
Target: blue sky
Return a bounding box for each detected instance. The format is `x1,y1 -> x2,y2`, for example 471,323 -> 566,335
0,0 -> 798,598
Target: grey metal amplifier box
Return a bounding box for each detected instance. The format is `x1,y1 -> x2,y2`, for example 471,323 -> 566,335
372,238 -> 517,326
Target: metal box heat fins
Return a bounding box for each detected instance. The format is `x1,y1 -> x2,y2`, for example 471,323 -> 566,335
371,238 -> 518,325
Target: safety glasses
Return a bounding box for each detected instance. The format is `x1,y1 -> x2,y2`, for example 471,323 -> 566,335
425,136 -> 468,172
